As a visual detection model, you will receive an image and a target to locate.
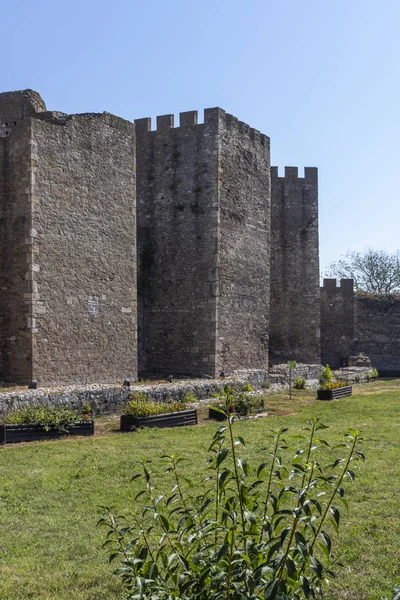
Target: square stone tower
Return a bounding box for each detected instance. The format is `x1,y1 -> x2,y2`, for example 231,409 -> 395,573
0,90 -> 137,385
135,108 -> 270,377
269,166 -> 321,365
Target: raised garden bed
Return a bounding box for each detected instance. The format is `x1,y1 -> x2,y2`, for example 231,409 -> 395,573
120,409 -> 197,431
209,407 -> 228,421
0,421 -> 94,445
317,386 -> 352,401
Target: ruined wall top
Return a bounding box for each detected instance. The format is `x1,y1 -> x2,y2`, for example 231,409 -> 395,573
0,89 -> 46,124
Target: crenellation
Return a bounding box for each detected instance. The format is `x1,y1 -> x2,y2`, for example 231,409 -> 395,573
134,117 -> 152,133
157,114 -> 174,130
179,110 -> 198,127
285,166 -> 298,178
271,166 -> 318,180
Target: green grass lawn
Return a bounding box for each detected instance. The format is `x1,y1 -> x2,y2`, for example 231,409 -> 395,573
0,381 -> 399,599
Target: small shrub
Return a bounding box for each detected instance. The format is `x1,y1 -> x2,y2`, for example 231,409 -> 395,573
241,382 -> 253,392
354,375 -> 360,383
293,376 -> 306,389
182,390 -> 197,404
320,380 -> 347,390
100,395 -> 365,599
211,385 -> 262,417
122,398 -> 187,418
320,364 -> 334,386
366,367 -> 379,381
3,406 -> 83,432
261,380 -> 271,389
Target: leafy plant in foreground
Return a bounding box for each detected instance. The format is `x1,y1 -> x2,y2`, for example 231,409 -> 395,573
99,392 -> 364,599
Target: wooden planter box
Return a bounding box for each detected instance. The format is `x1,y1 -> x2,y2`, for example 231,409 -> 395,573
0,421 -> 94,445
120,409 -> 197,431
317,386 -> 352,401
209,407 -> 228,421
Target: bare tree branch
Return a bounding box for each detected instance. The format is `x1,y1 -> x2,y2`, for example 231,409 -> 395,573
324,248 -> 400,293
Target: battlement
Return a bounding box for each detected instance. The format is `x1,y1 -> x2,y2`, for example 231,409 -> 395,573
135,107 -> 268,145
271,166 -> 317,182
322,278 -> 354,294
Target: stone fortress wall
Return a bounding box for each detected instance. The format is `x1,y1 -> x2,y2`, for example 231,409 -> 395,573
0,90 -> 137,385
320,278 -> 400,373
135,108 -> 270,378
1,88 -> 399,386
270,167 -> 320,365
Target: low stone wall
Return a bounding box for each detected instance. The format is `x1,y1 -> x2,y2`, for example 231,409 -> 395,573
0,365 -> 375,418
0,371 -> 266,417
268,364 -> 323,387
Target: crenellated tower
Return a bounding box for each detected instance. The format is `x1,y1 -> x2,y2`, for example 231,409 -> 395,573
135,108 -> 270,377
270,166 -> 320,364
320,278 -> 354,367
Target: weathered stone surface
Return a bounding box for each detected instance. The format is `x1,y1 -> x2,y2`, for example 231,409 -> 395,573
0,371 -> 267,417
0,90 -> 137,385
320,278 -> 355,368
270,167 -> 320,365
355,293 -> 400,372
136,109 -> 270,377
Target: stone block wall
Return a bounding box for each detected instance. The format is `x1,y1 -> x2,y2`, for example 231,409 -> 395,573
135,108 -> 270,377
355,293 -> 400,373
269,166 -> 320,365
320,278 -> 355,368
29,113 -> 137,385
0,89 -> 138,385
0,120 -> 34,382
218,113 -> 270,373
135,110 -> 220,376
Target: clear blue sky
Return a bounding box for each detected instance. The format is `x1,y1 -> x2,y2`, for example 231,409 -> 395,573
2,0 -> 399,272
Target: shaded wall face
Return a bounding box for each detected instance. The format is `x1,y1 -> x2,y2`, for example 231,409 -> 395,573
218,119 -> 270,373
320,280 -> 355,368
136,115 -> 219,376
355,294 -> 400,372
30,116 -> 137,385
269,168 -> 320,365
0,124 -> 34,382
0,137 -> 8,377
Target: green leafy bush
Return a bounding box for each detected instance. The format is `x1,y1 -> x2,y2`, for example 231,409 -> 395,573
182,391 -> 197,404
241,382 -> 253,392
293,377 -> 306,390
366,367 -> 379,381
3,406 -> 83,432
320,381 -> 348,391
122,395 -> 187,418
99,394 -> 364,599
211,385 -> 263,417
262,380 -> 271,389
320,365 -> 334,386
